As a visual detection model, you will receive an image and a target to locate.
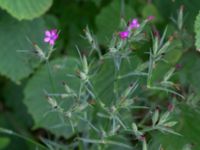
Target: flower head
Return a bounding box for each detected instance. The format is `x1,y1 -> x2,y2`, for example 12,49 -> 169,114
119,30 -> 129,40
129,19 -> 140,30
175,64 -> 182,70
44,29 -> 59,46
167,103 -> 175,112
118,18 -> 140,40
147,15 -> 155,21
138,135 -> 146,141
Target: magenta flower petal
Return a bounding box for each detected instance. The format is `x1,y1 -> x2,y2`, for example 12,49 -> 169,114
132,19 -> 138,24
45,30 -> 51,37
53,34 -> 59,40
50,29 -> 57,35
119,30 -> 129,40
128,18 -> 140,30
44,37 -> 50,42
167,103 -> 175,112
49,40 -> 55,46
147,15 -> 155,21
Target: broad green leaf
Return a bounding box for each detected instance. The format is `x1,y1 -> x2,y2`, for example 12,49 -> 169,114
154,0 -> 200,30
0,0 -> 53,20
150,104 -> 200,150
24,57 -> 82,138
3,81 -> 33,127
195,11 -> 200,50
96,0 -> 136,44
88,55 -> 144,138
141,4 -> 163,23
92,55 -> 142,105
0,137 -> 10,150
0,12 -> 48,83
91,0 -> 102,7
177,51 -> 200,92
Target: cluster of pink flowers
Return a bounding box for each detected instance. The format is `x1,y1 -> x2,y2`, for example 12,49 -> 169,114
43,16 -> 155,44
119,18 -> 140,40
44,29 -> 59,46
119,16 -> 155,40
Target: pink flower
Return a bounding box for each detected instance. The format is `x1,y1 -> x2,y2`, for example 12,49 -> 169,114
129,19 -> 140,30
138,135 -> 146,141
147,15 -> 155,21
44,29 -> 59,46
119,30 -> 129,40
167,103 -> 175,112
175,64 -> 182,70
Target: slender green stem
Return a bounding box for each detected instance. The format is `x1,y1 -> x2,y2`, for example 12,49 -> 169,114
147,54 -> 153,88
46,59 -> 56,93
113,64 -> 120,103
144,126 -> 156,132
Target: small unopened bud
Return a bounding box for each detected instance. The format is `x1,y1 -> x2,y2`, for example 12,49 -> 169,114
47,96 -> 57,108
132,122 -> 138,133
167,103 -> 175,112
82,55 -> 89,74
62,81 -> 71,93
147,15 -> 155,21
138,135 -> 146,141
152,109 -> 159,126
141,136 -> 147,150
99,101 -> 105,108
110,106 -> 116,113
175,64 -> 182,70
79,72 -> 88,81
33,44 -> 46,60
121,83 -> 136,100
84,26 -> 93,44
65,112 -> 72,118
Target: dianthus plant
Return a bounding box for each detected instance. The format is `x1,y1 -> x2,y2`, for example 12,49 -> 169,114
33,15 -> 184,150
